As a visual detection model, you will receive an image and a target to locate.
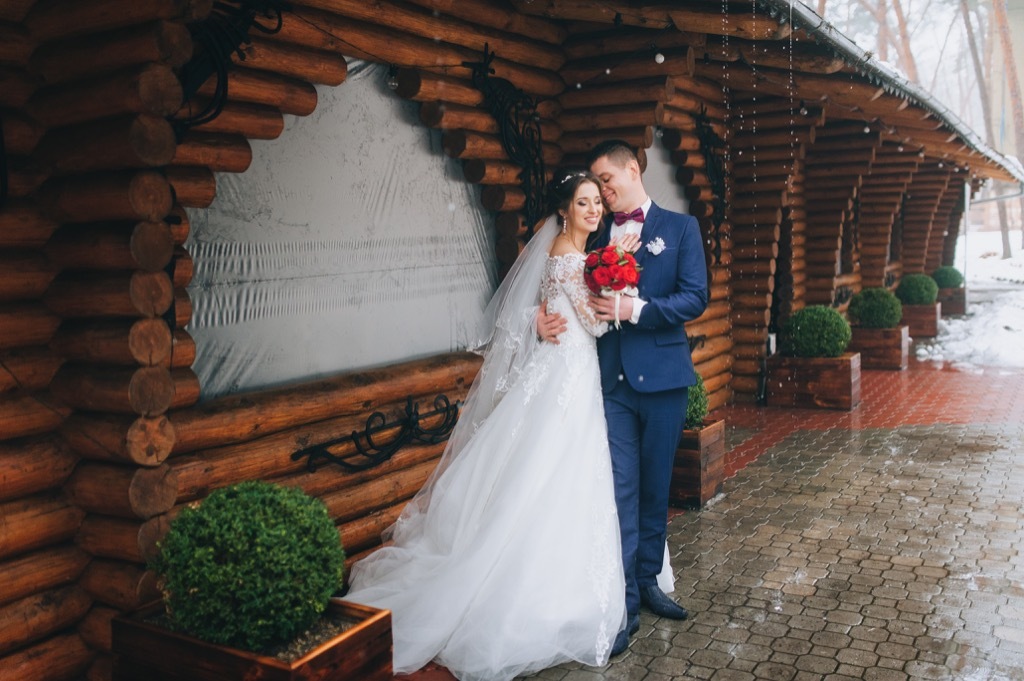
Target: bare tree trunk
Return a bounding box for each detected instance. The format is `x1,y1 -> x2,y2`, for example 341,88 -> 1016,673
890,0 -> 920,81
877,0 -> 889,62
992,0 -> 1024,248
961,0 -> 1012,257
817,0 -> 827,15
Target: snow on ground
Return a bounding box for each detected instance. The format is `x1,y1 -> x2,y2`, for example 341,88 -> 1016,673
913,230 -> 1024,370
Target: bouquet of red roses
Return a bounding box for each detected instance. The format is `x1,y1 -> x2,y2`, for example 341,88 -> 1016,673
583,245 -> 641,327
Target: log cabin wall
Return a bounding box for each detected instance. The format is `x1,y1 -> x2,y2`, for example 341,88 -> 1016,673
2,3 -> 1022,681
802,122 -> 879,310
899,163 -> 953,274
857,141 -> 921,289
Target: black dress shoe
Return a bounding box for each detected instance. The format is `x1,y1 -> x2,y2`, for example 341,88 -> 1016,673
610,613 -> 640,657
639,585 -> 689,620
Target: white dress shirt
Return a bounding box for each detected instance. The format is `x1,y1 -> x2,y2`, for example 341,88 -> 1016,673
609,197 -> 652,324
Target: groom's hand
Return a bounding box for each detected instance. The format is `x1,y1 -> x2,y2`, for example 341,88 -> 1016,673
537,300 -> 567,344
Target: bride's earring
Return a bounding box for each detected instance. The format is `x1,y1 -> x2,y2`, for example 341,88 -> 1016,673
560,214 -> 567,234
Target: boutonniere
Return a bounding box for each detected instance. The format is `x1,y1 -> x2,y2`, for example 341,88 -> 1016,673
646,237 -> 666,255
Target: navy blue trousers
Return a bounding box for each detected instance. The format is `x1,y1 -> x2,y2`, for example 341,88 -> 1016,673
604,379 -> 688,619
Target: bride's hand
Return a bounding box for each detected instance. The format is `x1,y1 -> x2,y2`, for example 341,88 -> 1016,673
613,232 -> 641,253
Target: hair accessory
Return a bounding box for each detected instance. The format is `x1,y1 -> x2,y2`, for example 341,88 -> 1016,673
556,171 -> 588,187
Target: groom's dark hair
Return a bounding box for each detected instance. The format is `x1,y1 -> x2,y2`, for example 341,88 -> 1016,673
586,139 -> 638,168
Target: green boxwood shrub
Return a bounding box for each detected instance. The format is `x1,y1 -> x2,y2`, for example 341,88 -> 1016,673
931,266 -> 964,289
685,373 -> 709,430
895,273 -> 939,305
150,481 -> 345,652
779,305 -> 851,358
848,287 -> 902,329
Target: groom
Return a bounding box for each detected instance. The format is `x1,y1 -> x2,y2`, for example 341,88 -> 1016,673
539,140 -> 709,656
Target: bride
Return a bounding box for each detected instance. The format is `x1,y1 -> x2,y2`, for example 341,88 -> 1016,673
344,170 -> 636,680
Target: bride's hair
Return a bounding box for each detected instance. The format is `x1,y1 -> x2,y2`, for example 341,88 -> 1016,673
545,168 -> 603,222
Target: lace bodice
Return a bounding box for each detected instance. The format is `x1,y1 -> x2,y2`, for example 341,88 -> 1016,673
541,253 -> 609,341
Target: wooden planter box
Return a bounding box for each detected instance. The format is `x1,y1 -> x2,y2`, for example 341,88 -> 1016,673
848,325 -> 909,371
669,418 -> 726,509
112,600 -> 392,681
766,352 -> 861,410
938,287 -> 966,316
901,302 -> 941,338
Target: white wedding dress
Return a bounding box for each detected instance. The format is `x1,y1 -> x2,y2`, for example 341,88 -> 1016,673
344,252 -> 627,680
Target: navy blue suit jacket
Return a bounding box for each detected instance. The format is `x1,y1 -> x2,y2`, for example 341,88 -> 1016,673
593,202 -> 709,393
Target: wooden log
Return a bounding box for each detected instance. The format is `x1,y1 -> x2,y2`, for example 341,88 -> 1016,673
44,270 -> 173,319
393,68 -> 482,106
170,368 -> 200,409
338,503 -> 405,555
169,248 -> 193,288
164,166 -> 217,209
50,319 -> 172,368
0,22 -> 32,65
559,103 -> 664,131
0,391 -> 69,441
295,0 -> 564,72
0,631 -> 92,681
0,492 -> 84,561
683,316 -> 731,342
495,235 -> 524,268
560,48 -> 695,87
76,514 -> 169,564
403,0 -> 567,45
171,132 -> 252,173
197,66 -> 317,116
0,251 -> 56,303
36,113 -> 177,175
29,64 -> 183,129
61,413 -> 175,466
0,66 -> 35,109
0,434 -> 75,502
0,303 -> 60,351
171,352 -> 481,454
694,352 -> 734,382
559,126 -> 654,155
688,335 -> 732,367
462,159 -> 521,186
38,170 -> 173,223
78,605 -> 120,652
660,128 -> 701,152
176,98 -> 285,140
78,559 -> 160,610
167,329 -> 195,369
26,0 -> 211,42
234,36 -> 348,86
559,77 -> 672,111
481,185 -> 526,212
442,130 -> 562,165
0,200 -> 59,249
51,364 -> 175,417
319,459 -> 437,525
0,585 -> 92,657
1,111 -> 43,157
0,545 -> 90,608
3,157 -> 50,199
45,220 -> 174,272
494,212 -> 527,239
172,288 -> 192,328
172,405 -> 448,503
31,19 -> 192,85
0,340 -> 57,408
67,462 -> 178,520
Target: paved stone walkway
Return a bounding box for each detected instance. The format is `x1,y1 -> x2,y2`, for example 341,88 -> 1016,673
409,354 -> 1024,681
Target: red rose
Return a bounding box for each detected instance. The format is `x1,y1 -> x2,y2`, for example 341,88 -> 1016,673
593,268 -> 612,287
610,278 -> 627,291
607,264 -> 623,282
622,267 -> 639,285
585,252 -> 600,268
601,248 -> 619,265
623,253 -> 637,267
584,272 -> 598,293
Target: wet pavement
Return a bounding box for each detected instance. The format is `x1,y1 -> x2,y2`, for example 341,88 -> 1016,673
408,349 -> 1024,681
